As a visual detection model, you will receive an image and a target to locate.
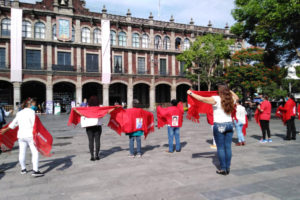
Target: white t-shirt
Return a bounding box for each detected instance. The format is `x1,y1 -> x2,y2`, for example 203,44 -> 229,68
9,108 -> 36,138
212,96 -> 233,123
236,105 -> 247,124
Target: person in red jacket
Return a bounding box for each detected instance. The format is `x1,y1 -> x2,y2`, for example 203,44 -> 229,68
257,95 -> 272,143
280,95 -> 297,140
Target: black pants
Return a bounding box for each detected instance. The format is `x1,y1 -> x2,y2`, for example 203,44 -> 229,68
86,126 -> 102,157
286,117 -> 296,139
260,120 -> 271,140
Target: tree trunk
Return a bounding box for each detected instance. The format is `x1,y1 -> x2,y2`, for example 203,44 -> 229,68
208,80 -> 211,91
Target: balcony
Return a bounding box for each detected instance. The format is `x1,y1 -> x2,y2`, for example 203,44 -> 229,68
52,64 -> 76,72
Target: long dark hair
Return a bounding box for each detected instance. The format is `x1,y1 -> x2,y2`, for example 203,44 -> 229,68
218,84 -> 235,115
88,96 -> 99,107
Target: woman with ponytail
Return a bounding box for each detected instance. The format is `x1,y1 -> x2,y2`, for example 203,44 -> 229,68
187,84 -> 238,175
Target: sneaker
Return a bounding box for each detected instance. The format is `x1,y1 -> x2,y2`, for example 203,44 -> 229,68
235,142 -> 242,146
128,154 -> 135,158
260,139 -> 267,143
210,145 -> 217,149
21,169 -> 27,175
32,171 -> 44,177
136,154 -> 142,158
90,156 -> 95,161
268,139 -> 272,143
242,142 -> 246,146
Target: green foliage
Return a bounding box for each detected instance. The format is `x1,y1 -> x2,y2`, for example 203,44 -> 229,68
231,0 -> 300,64
177,34 -> 233,90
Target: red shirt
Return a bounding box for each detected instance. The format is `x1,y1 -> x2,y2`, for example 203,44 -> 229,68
259,100 -> 272,120
280,99 -> 296,121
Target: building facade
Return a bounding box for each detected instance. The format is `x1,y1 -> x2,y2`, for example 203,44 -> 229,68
0,0 -> 241,112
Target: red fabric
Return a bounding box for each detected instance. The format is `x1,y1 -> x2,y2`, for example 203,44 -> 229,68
276,106 -> 287,125
0,124 -> 18,151
187,91 -> 218,124
108,108 -> 154,138
0,116 -> 53,156
157,102 -> 184,128
298,104 -> 300,120
259,100 -> 272,120
279,99 -> 296,121
68,106 -> 118,126
33,116 -> 53,157
242,116 -> 248,136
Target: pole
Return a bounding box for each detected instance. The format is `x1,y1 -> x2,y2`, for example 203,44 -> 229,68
198,74 -> 200,91
289,82 -> 292,94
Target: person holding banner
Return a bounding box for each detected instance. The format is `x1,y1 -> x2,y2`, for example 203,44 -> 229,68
0,98 -> 44,177
257,95 -> 272,143
279,95 -> 297,140
187,84 -> 238,175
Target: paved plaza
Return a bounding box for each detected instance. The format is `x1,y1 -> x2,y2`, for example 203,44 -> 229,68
1,114 -> 300,200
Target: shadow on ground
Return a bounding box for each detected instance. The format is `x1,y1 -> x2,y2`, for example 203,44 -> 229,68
192,151 -> 219,169
162,141 -> 187,150
39,155 -> 75,174
0,161 -> 18,180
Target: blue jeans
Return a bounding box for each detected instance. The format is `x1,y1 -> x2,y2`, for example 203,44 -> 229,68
234,120 -> 245,142
167,126 -> 181,152
213,122 -> 233,171
129,136 -> 141,155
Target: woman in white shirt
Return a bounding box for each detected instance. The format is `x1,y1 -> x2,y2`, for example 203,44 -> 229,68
187,84 -> 238,175
1,98 -> 44,177
235,101 -> 247,146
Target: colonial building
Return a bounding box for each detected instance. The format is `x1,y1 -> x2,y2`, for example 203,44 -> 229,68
0,0 -> 241,112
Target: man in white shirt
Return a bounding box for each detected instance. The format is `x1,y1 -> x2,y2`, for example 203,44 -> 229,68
1,98 -> 44,177
234,101 -> 247,146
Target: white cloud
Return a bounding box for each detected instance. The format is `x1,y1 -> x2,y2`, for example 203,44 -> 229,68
20,0 -> 235,28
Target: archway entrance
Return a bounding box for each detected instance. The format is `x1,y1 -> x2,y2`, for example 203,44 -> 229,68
176,84 -> 190,103
0,81 -> 13,105
53,82 -> 75,113
109,83 -> 127,106
155,84 -> 171,104
82,83 -> 103,105
21,81 -> 46,105
133,83 -> 149,108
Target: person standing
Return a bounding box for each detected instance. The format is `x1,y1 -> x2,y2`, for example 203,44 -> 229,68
257,95 -> 272,143
234,101 -> 247,146
280,95 -> 297,140
187,84 -> 238,175
74,96 -> 103,161
0,98 -> 44,177
80,98 -> 88,107
0,106 -> 12,129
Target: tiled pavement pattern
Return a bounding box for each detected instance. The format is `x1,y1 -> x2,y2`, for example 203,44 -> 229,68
0,114 -> 300,200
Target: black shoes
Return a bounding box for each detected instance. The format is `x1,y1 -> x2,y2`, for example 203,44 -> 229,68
32,171 -> 44,177
21,169 -> 27,175
216,169 -> 230,175
292,138 -> 296,140
90,156 -> 95,161
284,137 -> 291,141
95,156 -> 100,160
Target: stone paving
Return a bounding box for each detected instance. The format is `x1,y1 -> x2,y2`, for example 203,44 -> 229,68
1,114 -> 300,200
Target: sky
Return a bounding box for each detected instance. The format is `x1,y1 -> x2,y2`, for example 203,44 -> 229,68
20,0 -> 236,28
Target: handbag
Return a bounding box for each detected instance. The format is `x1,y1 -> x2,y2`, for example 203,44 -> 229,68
80,116 -> 99,128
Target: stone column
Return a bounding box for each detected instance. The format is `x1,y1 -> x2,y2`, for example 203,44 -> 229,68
46,16 -> 52,41
127,78 -> 133,108
171,31 -> 175,50
76,76 -> 82,104
171,78 -> 176,100
150,28 -> 154,49
75,19 -> 81,43
128,51 -> 132,74
172,55 -> 176,76
13,82 -> 21,110
103,84 -> 109,106
127,26 -> 132,48
77,47 -> 81,72
46,75 -> 53,103
47,45 -> 52,70
150,78 -> 155,111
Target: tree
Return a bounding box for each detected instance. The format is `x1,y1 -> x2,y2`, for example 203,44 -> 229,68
225,47 -> 286,99
231,0 -> 300,66
177,34 -> 233,91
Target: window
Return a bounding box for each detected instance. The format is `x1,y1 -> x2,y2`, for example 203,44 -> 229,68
160,59 -> 167,75
138,57 -> 145,74
142,34 -> 149,48
52,24 -> 57,40
163,36 -> 171,50
154,35 -> 161,49
132,33 -> 140,48
180,61 -> 186,75
183,38 -> 190,50
22,20 -> 31,38
114,55 -> 122,73
94,28 -> 101,44
110,30 -> 116,46
34,22 -> 45,39
0,48 -> 5,68
57,52 -> 71,66
81,27 -> 90,43
118,32 -> 126,46
1,18 -> 10,36
175,38 -> 182,50
86,54 -> 99,72
26,50 -> 41,70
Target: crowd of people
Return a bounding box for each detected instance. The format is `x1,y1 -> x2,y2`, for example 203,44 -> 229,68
0,83 -> 299,178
